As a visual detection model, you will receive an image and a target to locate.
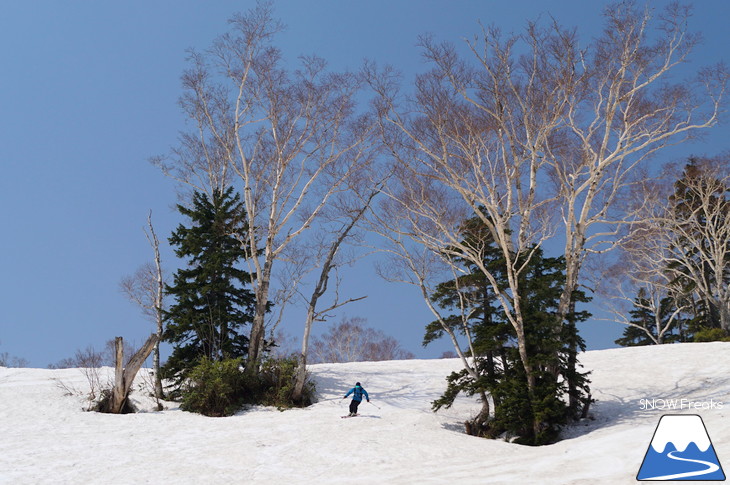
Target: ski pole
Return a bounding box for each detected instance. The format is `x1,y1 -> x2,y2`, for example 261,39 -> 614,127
368,400 -> 381,410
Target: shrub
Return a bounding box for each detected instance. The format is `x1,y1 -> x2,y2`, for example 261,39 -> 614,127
179,356 -> 317,416
257,357 -> 316,409
181,358 -> 247,417
693,328 -> 730,342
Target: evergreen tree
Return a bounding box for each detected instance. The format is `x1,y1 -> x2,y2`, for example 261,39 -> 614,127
615,289 -> 657,347
162,188 -> 256,389
488,248 -> 591,444
427,215 -> 591,445
424,216 -> 511,405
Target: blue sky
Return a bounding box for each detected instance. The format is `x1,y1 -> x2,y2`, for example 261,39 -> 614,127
1,1 -> 728,367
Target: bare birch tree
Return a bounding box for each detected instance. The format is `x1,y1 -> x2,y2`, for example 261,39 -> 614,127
366,19 -> 578,438
157,4 -> 375,376
624,157 -> 730,332
600,256 -> 689,345
291,184 -> 380,402
552,2 -> 727,336
365,1 -> 726,439
120,211 -> 166,400
309,317 -> 415,364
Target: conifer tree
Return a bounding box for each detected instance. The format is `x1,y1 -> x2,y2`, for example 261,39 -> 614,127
427,215 -> 591,445
615,289 -> 658,347
162,188 -> 256,388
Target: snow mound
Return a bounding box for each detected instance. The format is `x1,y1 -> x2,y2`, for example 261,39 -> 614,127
1,342 -> 729,484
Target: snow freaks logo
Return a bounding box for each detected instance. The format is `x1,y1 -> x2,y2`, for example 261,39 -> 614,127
637,414 -> 726,481
640,398 -> 724,411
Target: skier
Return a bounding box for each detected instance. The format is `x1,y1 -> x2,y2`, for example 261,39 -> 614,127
342,382 -> 369,416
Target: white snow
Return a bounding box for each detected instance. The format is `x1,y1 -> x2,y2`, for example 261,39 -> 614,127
1,342 -> 729,484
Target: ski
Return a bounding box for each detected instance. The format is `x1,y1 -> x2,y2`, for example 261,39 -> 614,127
341,414 -> 360,418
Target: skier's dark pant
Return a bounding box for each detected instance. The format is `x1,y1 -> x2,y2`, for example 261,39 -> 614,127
349,400 -> 361,415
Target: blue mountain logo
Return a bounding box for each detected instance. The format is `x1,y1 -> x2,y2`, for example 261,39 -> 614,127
637,414 -> 725,481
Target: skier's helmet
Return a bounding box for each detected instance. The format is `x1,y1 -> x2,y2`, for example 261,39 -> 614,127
356,382 -> 361,387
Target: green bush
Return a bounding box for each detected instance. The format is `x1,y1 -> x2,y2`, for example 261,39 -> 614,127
693,328 -> 730,342
179,356 -> 316,416
181,357 -> 246,417
257,356 -> 316,409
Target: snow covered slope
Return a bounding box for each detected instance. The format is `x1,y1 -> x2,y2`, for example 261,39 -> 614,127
1,343 -> 729,484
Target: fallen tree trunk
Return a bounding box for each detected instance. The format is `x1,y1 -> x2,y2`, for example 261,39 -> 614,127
97,334 -> 159,414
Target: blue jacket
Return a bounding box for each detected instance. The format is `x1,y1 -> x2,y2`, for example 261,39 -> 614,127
345,385 -> 369,402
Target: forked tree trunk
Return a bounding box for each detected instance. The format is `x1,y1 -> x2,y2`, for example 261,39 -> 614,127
102,334 -> 159,414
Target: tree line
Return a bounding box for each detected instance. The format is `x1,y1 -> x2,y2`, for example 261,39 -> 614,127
42,1 -> 728,445
608,157 -> 729,346
361,1 -> 726,444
